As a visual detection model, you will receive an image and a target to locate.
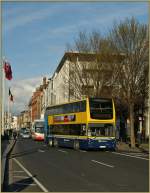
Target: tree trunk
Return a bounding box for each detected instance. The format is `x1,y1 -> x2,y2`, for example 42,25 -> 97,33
129,102 -> 136,148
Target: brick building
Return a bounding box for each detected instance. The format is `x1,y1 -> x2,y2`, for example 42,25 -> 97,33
30,77 -> 48,123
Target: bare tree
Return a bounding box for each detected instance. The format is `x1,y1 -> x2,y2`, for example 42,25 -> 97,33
67,52 -> 96,100
65,19 -> 148,148
66,31 -> 120,99
109,17 -> 149,147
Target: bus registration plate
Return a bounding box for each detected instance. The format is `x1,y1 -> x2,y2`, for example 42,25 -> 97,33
99,146 -> 106,148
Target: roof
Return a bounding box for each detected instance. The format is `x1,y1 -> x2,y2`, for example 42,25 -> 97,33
54,52 -> 97,76
53,51 -> 125,77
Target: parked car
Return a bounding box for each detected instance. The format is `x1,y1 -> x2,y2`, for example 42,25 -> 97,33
19,128 -> 31,139
19,128 -> 27,137
21,130 -> 31,139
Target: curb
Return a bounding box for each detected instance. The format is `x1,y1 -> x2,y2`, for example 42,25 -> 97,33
139,147 -> 149,154
116,146 -> 149,154
116,149 -> 142,153
1,139 -> 16,191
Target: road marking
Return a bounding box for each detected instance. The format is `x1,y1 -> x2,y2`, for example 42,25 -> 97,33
112,152 -> 149,160
38,149 -> 45,152
91,159 -> 114,168
58,149 -> 68,153
126,153 -> 148,157
79,150 -> 87,152
12,171 -> 24,173
13,175 -> 30,179
13,158 -> 49,192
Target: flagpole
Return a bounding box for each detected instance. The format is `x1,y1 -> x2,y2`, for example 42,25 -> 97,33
0,60 -> 4,136
3,58 -> 13,134
2,61 -> 6,135
9,88 -> 13,131
0,2 -> 3,136
2,59 -> 6,136
1,57 -> 13,135
8,92 -> 10,130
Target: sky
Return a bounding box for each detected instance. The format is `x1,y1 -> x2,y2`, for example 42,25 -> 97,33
2,1 -> 149,115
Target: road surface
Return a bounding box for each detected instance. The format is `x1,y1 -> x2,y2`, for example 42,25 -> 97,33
6,138 -> 149,192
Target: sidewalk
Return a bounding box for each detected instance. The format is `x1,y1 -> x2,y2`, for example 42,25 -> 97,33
139,143 -> 149,153
1,140 -> 9,156
1,138 -> 16,191
116,142 -> 149,153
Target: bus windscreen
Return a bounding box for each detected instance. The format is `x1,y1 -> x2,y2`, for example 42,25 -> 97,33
35,127 -> 44,134
89,98 -> 113,119
35,122 -> 44,133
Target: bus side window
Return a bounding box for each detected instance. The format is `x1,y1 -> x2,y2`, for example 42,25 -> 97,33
80,101 -> 86,112
81,125 -> 86,136
92,128 -> 96,136
100,127 -> 105,136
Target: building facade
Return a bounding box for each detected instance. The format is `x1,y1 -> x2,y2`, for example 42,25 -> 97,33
17,110 -> 30,129
46,52 -> 99,106
28,51 -> 149,141
30,77 -> 48,123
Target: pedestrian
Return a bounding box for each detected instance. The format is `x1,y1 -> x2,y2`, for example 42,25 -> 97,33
137,131 -> 141,144
9,129 -> 12,139
13,130 -> 17,140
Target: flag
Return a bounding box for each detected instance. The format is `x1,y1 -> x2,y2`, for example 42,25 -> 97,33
3,61 -> 12,80
9,88 -> 13,102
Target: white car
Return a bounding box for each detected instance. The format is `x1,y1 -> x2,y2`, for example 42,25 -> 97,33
21,131 -> 31,139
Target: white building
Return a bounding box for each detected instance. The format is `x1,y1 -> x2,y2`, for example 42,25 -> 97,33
45,52 -> 97,106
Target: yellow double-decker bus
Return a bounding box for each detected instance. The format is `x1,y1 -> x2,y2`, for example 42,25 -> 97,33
44,97 -> 116,150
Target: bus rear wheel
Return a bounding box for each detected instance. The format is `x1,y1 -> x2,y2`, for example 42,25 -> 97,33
74,140 -> 79,150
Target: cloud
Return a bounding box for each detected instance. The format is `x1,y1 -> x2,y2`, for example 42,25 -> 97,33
4,2 -> 148,34
4,6 -> 56,32
31,3 -> 148,43
10,76 -> 46,115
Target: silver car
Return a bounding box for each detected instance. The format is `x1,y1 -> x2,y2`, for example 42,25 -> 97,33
21,131 -> 31,139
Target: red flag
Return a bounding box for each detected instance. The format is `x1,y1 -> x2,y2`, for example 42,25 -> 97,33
3,61 -> 12,80
9,88 -> 13,102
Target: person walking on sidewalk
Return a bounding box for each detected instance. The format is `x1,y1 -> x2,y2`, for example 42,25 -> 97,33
13,130 -> 17,140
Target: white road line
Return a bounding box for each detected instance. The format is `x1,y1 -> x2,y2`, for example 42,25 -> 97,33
79,150 -> 87,152
12,171 -> 25,173
13,175 -> 30,179
38,149 -> 45,152
91,159 -> 114,168
112,152 -> 149,161
13,158 -> 49,192
58,150 -> 68,153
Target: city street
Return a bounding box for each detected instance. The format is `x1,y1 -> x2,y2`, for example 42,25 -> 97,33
1,2 -> 149,193
6,138 -> 149,192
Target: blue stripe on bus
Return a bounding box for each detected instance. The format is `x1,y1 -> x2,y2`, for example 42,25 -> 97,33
46,136 -> 116,150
